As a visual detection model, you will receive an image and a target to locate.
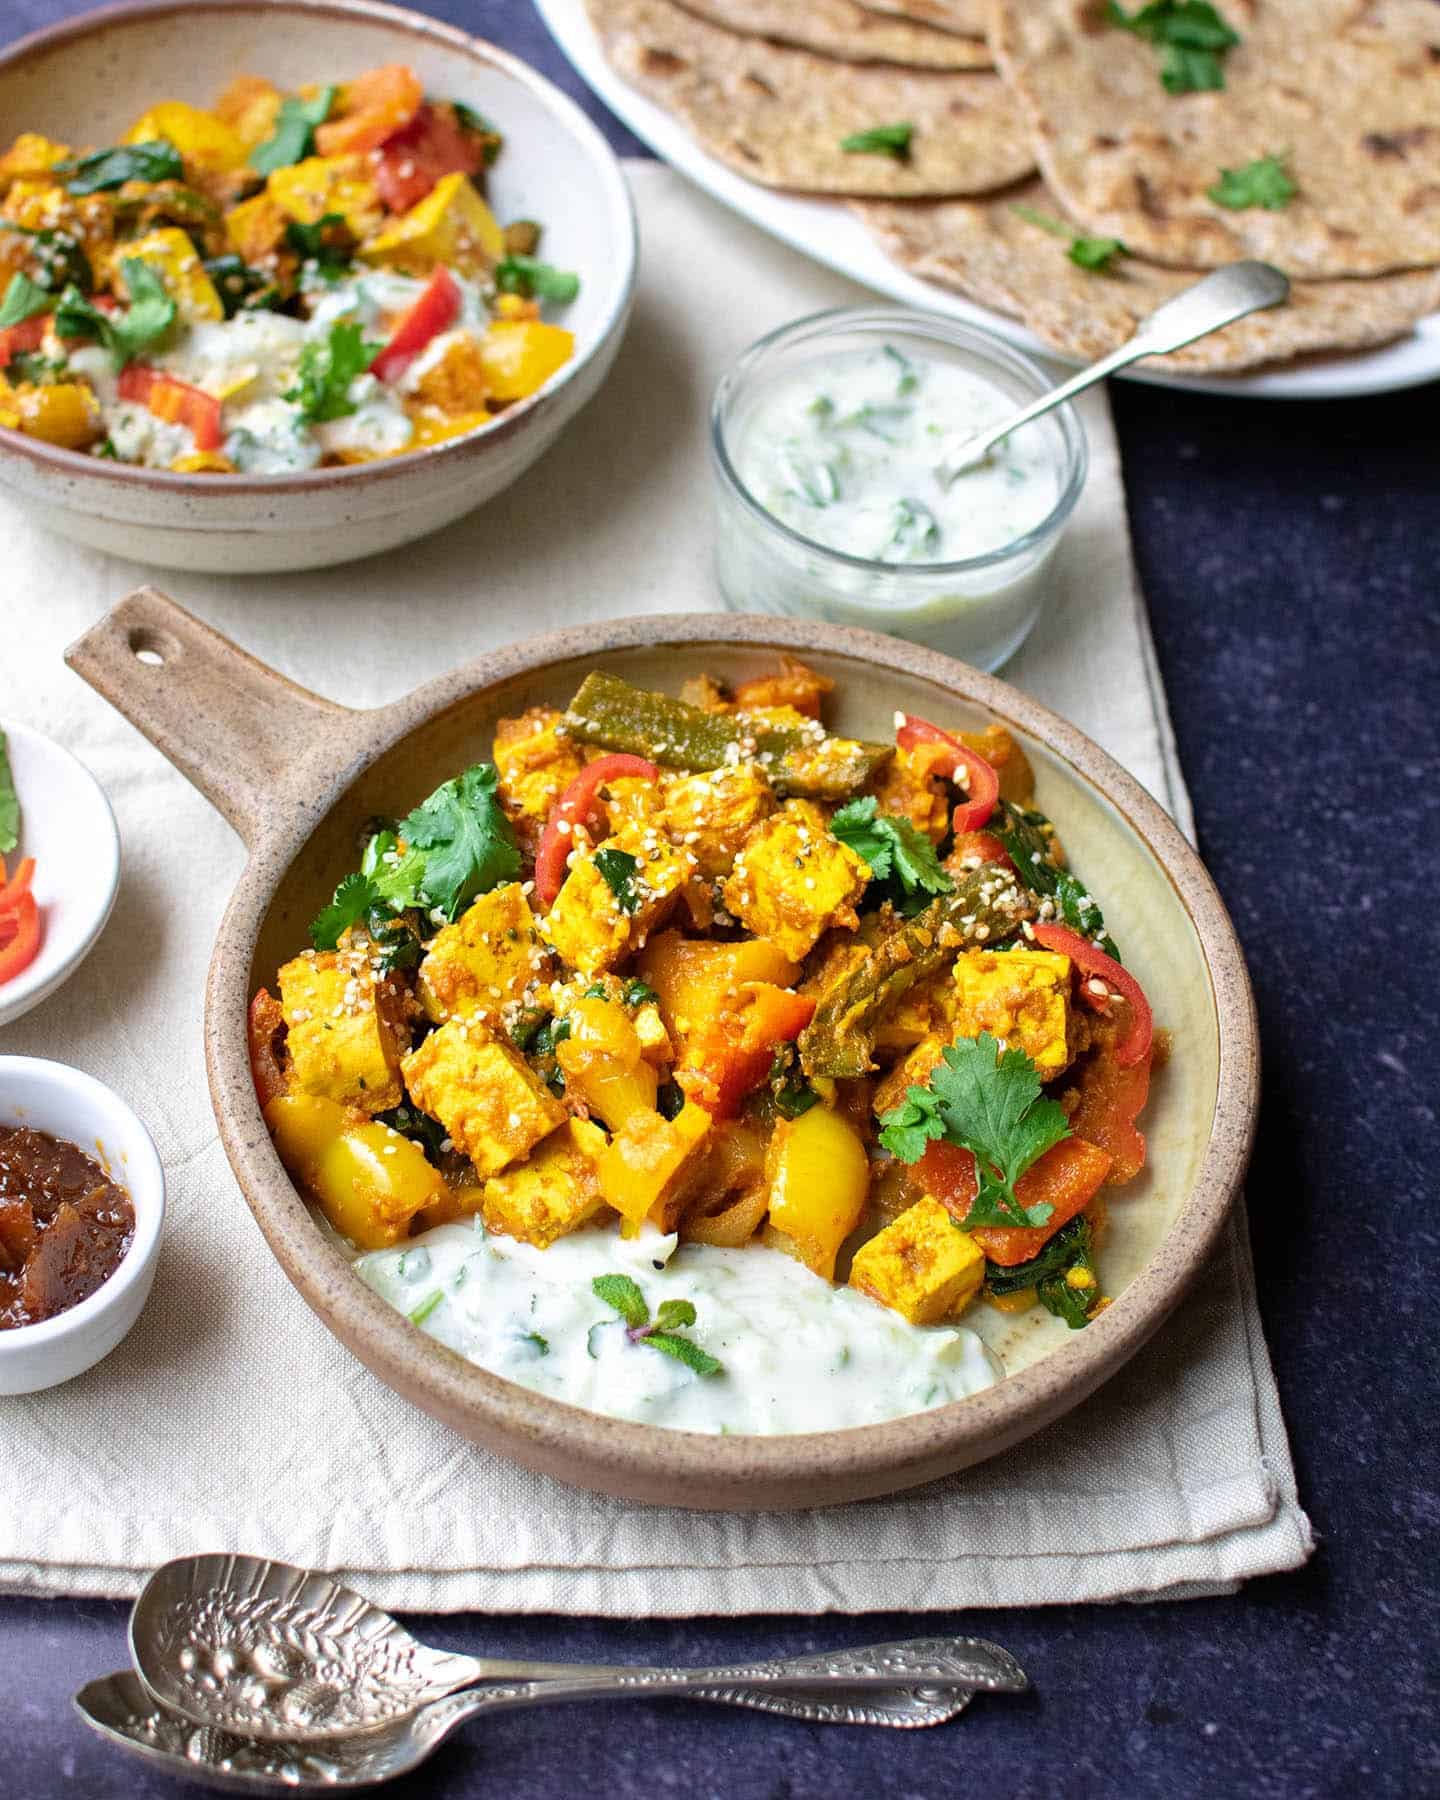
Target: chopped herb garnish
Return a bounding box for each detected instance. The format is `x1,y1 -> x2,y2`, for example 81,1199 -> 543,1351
202,254 -> 280,317
284,211 -> 355,279
377,1104 -> 449,1158
1208,153 -> 1297,211
878,1032 -> 1069,1232
54,259 -> 176,368
841,122 -> 913,161
622,978 -> 657,1008
7,351 -> 67,385
591,1273 -> 724,1376
7,225 -> 94,294
63,139 -> 184,194
0,730 -> 18,854
1011,203 -> 1130,274
830,796 -> 952,910
310,871 -> 376,951
409,1289 -> 445,1326
993,800 -> 1119,958
494,255 -> 580,303
1105,1 -> 1239,95
398,763 -> 520,921
807,393 -> 835,420
284,318 -> 382,424
882,497 -> 942,561
594,846 -> 641,914
249,87 -> 336,175
0,271 -> 53,329
521,1331 -> 550,1355
883,343 -> 919,395
839,401 -> 910,442
782,453 -> 841,508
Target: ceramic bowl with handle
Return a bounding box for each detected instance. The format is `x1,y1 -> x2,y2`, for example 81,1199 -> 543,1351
65,586 -> 1258,1509
0,0 -> 637,573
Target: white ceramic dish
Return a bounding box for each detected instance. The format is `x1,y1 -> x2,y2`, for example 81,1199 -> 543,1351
0,724 -> 120,1030
537,0 -> 1440,401
0,1056 -> 165,1395
0,0 -> 638,573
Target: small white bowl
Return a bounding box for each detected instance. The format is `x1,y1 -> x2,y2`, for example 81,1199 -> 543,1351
0,724 -> 120,1029
0,1057 -> 164,1395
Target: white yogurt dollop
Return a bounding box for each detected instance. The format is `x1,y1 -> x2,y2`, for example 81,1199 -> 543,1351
734,343 -> 1057,565
356,1220 -> 1001,1436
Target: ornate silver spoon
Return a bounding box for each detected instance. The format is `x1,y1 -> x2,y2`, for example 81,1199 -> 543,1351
79,1655 -> 1019,1794
130,1554 -> 1026,1744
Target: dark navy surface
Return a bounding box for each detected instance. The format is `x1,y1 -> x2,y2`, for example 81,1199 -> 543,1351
3,3 -> 1437,1795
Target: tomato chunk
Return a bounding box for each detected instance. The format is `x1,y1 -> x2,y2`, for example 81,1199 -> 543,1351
533,753 -> 660,908
0,314 -> 46,370
373,102 -> 484,214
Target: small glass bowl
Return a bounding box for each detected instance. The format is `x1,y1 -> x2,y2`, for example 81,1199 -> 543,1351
710,307 -> 1088,672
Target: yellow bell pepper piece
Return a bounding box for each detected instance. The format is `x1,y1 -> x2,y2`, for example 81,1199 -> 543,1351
359,169 -> 502,277
11,382 -> 102,451
599,1101 -> 713,1235
265,1094 -> 447,1251
224,191 -> 287,263
124,102 -> 248,173
555,995 -> 659,1132
170,451 -> 236,474
765,1104 -> 870,1281
0,134 -> 71,184
123,226 -> 223,322
214,75 -> 284,149
267,154 -> 382,238
476,320 -> 575,404
407,405 -> 489,449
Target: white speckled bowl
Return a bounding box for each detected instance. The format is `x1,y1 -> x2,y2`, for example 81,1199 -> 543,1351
0,0 -> 637,573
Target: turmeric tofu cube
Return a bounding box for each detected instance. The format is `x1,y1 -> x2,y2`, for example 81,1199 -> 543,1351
124,102 -> 249,173
278,946 -> 409,1112
267,154 -> 382,238
416,883 -> 552,1025
402,1017 -> 566,1181
224,190 -> 287,262
481,1117 -> 609,1247
598,1101 -> 713,1234
409,334 -> 491,416
721,800 -> 869,961
541,823 -> 696,978
121,227 -> 223,321
493,707 -> 584,850
360,169 -> 502,276
660,763 -> 774,879
952,948 -> 1074,1078
849,1196 -> 985,1325
0,134 -> 71,184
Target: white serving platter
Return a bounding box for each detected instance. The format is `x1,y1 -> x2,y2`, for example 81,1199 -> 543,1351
537,0 -> 1440,400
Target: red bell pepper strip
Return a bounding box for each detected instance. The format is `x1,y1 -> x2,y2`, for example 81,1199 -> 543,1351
1032,923 -> 1153,1069
895,713 -> 1000,835
0,890 -> 40,986
369,265 -> 462,384
0,857 -> 35,914
919,1134 -> 1112,1266
117,365 -> 224,451
247,987 -> 289,1111
533,752 -> 660,908
373,103 -> 485,214
0,315 -> 46,370
1069,1043 -> 1152,1185
947,830 -> 1012,872
689,984 -> 816,1120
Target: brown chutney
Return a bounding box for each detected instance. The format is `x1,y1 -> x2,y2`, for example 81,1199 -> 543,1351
0,1126 -> 135,1329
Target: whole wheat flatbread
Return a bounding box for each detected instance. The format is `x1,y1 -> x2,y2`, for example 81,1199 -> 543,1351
675,0 -> 993,69
588,0 -> 1032,197
990,0 -> 1440,277
859,0 -> 989,38
855,178 -> 1440,371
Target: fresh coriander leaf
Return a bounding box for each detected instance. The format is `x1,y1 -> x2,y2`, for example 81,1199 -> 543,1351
0,271 -> 52,329
830,796 -> 953,903
250,87 -> 336,175
1011,203 -> 1130,274
883,496 -> 942,561
1208,153 -> 1297,211
592,1271 -> 649,1329
840,122 -> 913,161
400,763 -> 521,920
310,871 -> 379,951
645,1332 -> 723,1377
494,254 -> 580,303
409,1289 -> 445,1326
63,139 -> 183,194
361,829 -> 428,912
285,211 -> 355,279
284,319 -> 382,424
369,915 -> 421,975
1105,1 -> 1239,95
55,261 -> 176,368
0,730 -> 18,854
622,978 -> 657,1008
8,351 -> 67,384
655,1298 -> 698,1332
594,846 -> 641,914
922,1033 -> 1069,1229
377,1104 -> 449,1159
883,343 -> 918,395
877,1084 -> 947,1164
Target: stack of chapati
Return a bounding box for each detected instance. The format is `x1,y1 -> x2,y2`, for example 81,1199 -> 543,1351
586,0 -> 1440,373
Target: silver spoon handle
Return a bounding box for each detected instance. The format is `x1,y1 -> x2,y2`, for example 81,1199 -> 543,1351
936,340 -> 1138,482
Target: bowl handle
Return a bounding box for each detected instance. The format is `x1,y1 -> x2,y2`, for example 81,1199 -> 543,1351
65,586 -> 360,847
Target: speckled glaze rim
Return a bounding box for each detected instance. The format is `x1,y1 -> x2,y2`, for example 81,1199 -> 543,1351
0,0 -> 638,496
66,592 -> 1259,1510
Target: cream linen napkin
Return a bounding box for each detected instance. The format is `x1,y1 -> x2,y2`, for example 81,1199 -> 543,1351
0,165 -> 1311,1612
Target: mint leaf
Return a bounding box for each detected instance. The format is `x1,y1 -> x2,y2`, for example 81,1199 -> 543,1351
250,87 -> 335,175
400,763 -> 520,921
0,730 -> 18,854
1208,153 -> 1297,211
0,272 -> 51,329
310,871 -> 379,951
654,1298 -> 697,1332
594,846 -> 641,914
284,319 -> 382,424
592,1272 -> 649,1329
494,256 -> 580,303
645,1332 -> 722,1377
63,139 -> 183,194
841,122 -> 913,160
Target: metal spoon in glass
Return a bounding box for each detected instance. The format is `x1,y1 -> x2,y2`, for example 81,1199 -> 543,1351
129,1554 -> 1026,1746
934,260 -> 1290,486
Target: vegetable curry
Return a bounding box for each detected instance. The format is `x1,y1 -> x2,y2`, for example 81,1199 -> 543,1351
252,661 -> 1159,1392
